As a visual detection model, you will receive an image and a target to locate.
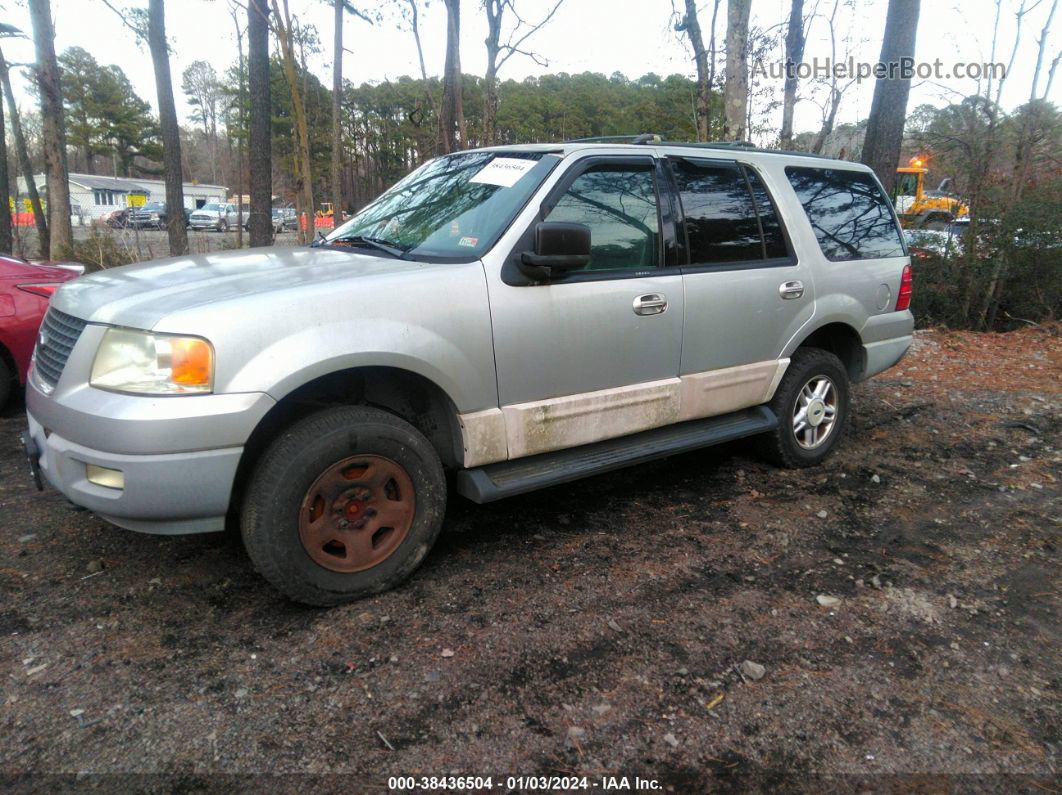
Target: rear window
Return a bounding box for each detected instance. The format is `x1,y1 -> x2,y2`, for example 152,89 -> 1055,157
785,166 -> 905,261
670,158 -> 790,265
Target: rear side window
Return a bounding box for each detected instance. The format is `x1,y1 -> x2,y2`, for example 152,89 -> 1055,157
785,166 -> 905,261
670,159 -> 790,265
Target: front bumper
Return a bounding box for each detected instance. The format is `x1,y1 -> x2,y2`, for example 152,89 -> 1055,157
26,379 -> 275,535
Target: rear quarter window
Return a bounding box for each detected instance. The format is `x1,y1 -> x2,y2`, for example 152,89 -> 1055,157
785,166 -> 906,261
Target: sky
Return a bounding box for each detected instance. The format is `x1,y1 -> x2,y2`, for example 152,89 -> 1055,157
1,0 -> 1059,142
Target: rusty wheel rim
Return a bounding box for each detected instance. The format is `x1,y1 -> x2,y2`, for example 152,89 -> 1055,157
298,454 -> 416,573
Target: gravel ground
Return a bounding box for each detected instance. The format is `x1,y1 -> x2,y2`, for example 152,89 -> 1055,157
0,326 -> 1058,792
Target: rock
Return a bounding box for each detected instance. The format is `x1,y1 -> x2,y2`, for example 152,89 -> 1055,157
18,534 -> 36,543
357,611 -> 375,625
86,559 -> 104,574
676,667 -> 689,676
607,618 -> 624,633
948,594 -> 959,609
663,732 -> 679,748
833,558 -> 844,565
816,510 -> 829,519
870,575 -> 882,589
739,660 -> 766,680
69,709 -> 84,717
565,726 -> 586,749
423,671 -> 441,683
816,594 -> 841,607
389,655 -> 399,663
148,578 -> 162,586
591,703 -> 612,715
440,648 -> 455,658
871,474 -> 881,484
234,688 -> 248,699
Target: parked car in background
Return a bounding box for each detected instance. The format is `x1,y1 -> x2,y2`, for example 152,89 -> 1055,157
0,255 -> 80,411
245,207 -> 297,233
103,208 -> 131,228
129,202 -> 188,230
189,202 -> 241,232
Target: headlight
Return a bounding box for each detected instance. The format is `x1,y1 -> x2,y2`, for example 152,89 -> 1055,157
90,328 -> 214,395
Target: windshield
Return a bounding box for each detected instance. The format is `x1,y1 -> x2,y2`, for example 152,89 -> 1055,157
201,203 -> 223,212
895,173 -> 918,197
324,151 -> 557,259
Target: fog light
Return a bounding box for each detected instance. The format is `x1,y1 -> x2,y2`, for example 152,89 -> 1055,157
86,464 -> 125,490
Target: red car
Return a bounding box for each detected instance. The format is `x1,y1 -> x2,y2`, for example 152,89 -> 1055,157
0,254 -> 81,410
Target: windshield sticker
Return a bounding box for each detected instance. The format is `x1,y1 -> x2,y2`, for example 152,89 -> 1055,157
469,157 -> 536,188
458,236 -> 479,247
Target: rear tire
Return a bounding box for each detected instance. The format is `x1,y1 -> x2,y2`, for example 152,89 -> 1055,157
757,348 -> 850,468
241,406 -> 447,606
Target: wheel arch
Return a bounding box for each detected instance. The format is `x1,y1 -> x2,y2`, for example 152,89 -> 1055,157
788,322 -> 865,383
230,365 -> 465,524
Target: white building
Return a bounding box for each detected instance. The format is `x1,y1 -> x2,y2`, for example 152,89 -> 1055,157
18,173 -> 228,222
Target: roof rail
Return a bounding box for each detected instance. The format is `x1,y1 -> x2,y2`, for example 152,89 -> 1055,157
566,133 -> 662,144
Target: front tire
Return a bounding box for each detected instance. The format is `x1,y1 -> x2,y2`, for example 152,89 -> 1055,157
757,348 -> 850,468
241,406 -> 447,606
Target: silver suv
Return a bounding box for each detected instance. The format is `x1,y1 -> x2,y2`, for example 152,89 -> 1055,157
23,140 -> 913,605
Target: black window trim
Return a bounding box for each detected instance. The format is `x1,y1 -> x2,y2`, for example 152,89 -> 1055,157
666,155 -> 799,275
503,154 -> 680,286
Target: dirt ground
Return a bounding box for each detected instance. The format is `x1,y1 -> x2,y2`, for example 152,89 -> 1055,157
0,327 -> 1058,792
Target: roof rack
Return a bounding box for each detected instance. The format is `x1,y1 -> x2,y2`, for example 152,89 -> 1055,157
563,134 -> 835,159
566,134 -> 663,144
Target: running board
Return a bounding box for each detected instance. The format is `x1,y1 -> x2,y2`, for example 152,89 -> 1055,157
456,406 -> 777,504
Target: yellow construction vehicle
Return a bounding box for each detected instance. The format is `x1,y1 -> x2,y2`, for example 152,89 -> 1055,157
315,202 -> 334,219
893,156 -> 969,230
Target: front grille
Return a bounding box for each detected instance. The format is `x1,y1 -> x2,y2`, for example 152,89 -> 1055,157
34,308 -> 88,388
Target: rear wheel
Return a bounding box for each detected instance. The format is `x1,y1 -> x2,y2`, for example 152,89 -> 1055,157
241,406 -> 446,606
757,348 -> 850,468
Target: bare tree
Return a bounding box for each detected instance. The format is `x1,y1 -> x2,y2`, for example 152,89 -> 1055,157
28,0 -> 72,256
722,0 -> 751,141
779,0 -> 805,148
1030,0 -> 1059,100
809,0 -> 858,154
439,0 -> 466,153
230,3 -> 246,249
0,46 -> 48,257
332,2 -> 372,228
147,0 -> 188,255
673,0 -> 718,141
248,0 -> 272,247
860,0 -> 920,194
0,64 -> 10,255
182,60 -> 222,183
482,0 -> 563,146
271,0 -> 315,243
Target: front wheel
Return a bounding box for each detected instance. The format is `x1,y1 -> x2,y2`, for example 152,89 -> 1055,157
757,348 -> 850,468
217,219 -> 229,232
0,356 -> 11,412
241,406 -> 447,606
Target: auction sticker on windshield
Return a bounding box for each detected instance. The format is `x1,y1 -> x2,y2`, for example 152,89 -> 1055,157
470,157 -> 537,187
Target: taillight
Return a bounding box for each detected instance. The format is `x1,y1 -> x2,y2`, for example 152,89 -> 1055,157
895,264 -> 913,311
17,283 -> 62,298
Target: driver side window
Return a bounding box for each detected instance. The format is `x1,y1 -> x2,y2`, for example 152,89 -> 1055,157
545,165 -> 659,271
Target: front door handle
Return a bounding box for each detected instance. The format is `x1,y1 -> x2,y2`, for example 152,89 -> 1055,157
633,293 -> 668,315
779,280 -> 804,300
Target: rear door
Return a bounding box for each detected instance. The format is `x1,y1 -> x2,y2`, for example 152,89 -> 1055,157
667,156 -> 815,416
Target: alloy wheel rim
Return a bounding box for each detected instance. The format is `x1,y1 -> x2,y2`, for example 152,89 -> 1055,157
298,454 -> 415,573
792,375 -> 838,450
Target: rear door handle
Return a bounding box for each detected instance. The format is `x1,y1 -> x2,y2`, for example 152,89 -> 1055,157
779,280 -> 804,300
633,293 -> 668,315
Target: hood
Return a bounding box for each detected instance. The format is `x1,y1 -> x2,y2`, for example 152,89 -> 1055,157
51,246 -> 429,329
0,256 -> 78,283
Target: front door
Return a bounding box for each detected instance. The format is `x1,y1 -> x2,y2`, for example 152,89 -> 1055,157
486,155 -> 685,459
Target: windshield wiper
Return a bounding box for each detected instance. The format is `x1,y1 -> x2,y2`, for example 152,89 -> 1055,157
325,234 -> 409,258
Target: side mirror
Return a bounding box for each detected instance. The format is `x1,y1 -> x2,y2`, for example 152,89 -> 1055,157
520,222 -> 591,277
